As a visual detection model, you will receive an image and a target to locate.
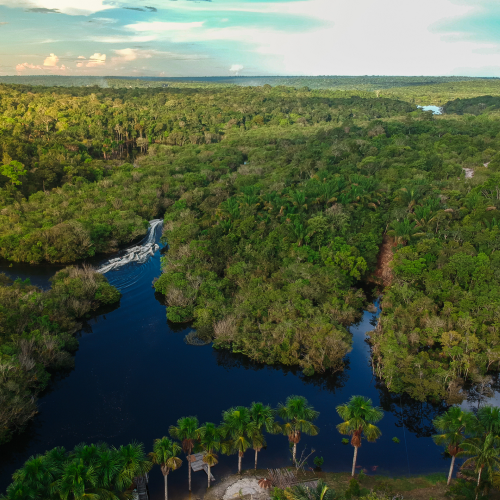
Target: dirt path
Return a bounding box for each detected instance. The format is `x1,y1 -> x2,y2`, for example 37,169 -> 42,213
371,235 -> 397,287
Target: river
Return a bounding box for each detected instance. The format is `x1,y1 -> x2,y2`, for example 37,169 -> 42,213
0,229 -> 464,498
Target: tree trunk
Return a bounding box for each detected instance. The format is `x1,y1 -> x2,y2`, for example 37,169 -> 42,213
164,474 -> 168,500
208,464 -> 211,488
188,455 -> 192,491
447,455 -> 456,486
293,443 -> 297,465
255,449 -> 258,470
238,454 -> 242,474
351,446 -> 359,477
476,467 -> 483,500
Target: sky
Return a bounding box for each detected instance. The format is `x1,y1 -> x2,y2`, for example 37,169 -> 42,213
0,0 -> 500,77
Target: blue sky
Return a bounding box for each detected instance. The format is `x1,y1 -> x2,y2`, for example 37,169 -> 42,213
0,0 -> 499,77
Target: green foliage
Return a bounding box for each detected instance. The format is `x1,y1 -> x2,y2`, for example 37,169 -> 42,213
94,281 -> 122,304
271,487 -> 288,500
291,479 -> 336,500
1,441 -> 151,500
344,478 -> 361,499
392,437 -> 400,443
342,438 -> 349,445
313,456 -> 324,468
3,80 -> 500,399
1,160 -> 26,186
447,478 -> 489,500
0,267 -> 120,444
443,95 -> 500,116
423,473 -> 447,485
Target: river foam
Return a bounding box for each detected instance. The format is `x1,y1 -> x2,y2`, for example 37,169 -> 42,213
96,219 -> 163,274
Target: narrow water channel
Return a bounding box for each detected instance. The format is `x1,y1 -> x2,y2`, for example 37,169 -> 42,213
0,234 -> 456,499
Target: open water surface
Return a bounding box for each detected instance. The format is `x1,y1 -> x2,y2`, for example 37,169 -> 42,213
0,231 -> 459,498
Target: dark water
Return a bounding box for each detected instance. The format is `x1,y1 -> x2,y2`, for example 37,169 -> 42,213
0,237 -> 452,499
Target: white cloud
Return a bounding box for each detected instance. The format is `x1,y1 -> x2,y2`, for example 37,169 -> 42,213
0,0 -> 115,15
77,55 -> 86,59
43,53 -> 59,67
90,35 -> 157,43
17,57 -> 67,73
229,64 -> 243,74
86,52 -> 106,67
16,62 -> 43,72
124,21 -> 204,32
113,48 -> 144,62
90,17 -> 118,24
111,48 -> 207,64
121,0 -> 500,76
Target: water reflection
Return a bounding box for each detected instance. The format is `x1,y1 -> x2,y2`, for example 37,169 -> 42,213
376,387 -> 448,438
213,349 -> 350,395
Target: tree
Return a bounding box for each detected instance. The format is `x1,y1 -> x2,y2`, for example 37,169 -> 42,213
248,402 -> 279,469
221,406 -> 252,474
277,395 -> 319,465
115,442 -> 152,492
336,395 -> 383,477
477,406 -> 500,437
57,458 -> 101,500
1,160 -> 26,186
12,455 -> 54,499
197,422 -> 222,488
458,433 -> 500,500
2,482 -> 36,500
387,218 -> 424,245
291,479 -> 336,500
169,416 -> 199,492
149,437 -> 182,500
433,407 -> 477,485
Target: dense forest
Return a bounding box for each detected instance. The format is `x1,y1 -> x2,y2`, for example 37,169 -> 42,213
1,80 -> 500,434
0,84 -> 411,262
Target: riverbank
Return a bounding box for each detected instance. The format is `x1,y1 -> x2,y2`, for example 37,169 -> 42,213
204,468 -> 455,500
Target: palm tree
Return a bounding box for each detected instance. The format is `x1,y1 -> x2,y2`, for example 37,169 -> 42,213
291,479 -> 336,500
95,445 -> 121,493
221,406 -> 252,474
477,406 -> 500,437
458,433 -> 500,500
197,422 -> 222,488
248,402 -> 278,469
433,407 -> 477,485
2,482 -> 36,500
336,395 -> 383,477
169,416 -> 199,492
149,438 -> 182,500
277,395 -> 319,465
387,218 -> 424,245
56,458 -> 99,500
12,455 -> 54,499
115,442 -> 152,492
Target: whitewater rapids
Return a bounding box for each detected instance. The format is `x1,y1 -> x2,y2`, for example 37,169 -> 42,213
96,219 -> 163,274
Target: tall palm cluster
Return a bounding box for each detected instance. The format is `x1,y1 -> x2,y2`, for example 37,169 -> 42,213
10,396 -> 500,500
433,406 -> 500,499
161,396 -> 319,495
2,442 -> 152,500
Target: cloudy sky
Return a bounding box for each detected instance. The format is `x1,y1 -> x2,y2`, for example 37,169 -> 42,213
0,0 -> 500,77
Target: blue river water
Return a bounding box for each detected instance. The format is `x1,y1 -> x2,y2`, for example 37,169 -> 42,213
0,237 -> 453,499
